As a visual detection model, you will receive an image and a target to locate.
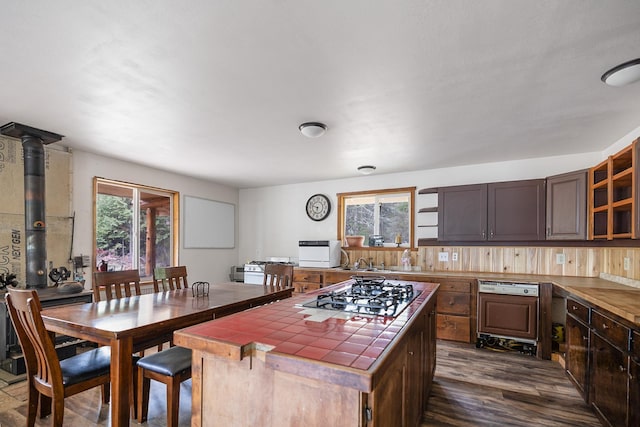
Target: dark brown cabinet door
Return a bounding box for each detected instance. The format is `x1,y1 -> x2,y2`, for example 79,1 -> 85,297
629,357 -> 640,427
546,170 -> 587,240
438,184 -> 487,241
591,333 -> 628,427
565,314 -> 590,400
477,293 -> 538,341
487,179 -> 546,241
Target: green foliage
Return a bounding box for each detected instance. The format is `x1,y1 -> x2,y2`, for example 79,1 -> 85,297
96,194 -> 132,252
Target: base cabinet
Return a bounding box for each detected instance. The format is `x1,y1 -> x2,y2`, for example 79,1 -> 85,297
591,332 -> 627,427
565,297 -> 638,427
292,270 -> 323,293
565,314 -> 590,398
629,357 -> 640,427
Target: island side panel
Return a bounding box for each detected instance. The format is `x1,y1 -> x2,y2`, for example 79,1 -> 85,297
198,350 -> 362,427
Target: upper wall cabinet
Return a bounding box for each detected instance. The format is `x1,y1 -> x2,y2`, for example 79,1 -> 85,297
438,179 -> 546,242
546,170 -> 587,240
589,138 -> 640,240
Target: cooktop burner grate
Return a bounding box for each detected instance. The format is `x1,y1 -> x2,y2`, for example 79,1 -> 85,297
301,277 -> 416,317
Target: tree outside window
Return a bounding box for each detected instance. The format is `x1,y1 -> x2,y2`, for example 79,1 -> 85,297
338,187 -> 415,248
94,178 -> 178,278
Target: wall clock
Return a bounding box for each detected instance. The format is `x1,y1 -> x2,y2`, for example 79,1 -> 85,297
306,194 -> 331,221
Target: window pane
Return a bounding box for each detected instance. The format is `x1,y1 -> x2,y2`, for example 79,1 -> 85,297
96,190 -> 134,271
95,179 -> 177,277
343,192 -> 411,246
139,191 -> 172,277
380,199 -> 409,244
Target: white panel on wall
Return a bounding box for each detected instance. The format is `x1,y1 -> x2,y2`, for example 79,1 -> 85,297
183,196 -> 235,248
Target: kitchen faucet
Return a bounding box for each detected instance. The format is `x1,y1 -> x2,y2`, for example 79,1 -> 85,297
355,257 -> 371,270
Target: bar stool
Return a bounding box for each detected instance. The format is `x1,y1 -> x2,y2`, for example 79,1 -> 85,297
136,346 -> 192,427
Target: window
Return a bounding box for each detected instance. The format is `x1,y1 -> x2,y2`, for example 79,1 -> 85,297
94,178 -> 179,278
337,187 -> 415,248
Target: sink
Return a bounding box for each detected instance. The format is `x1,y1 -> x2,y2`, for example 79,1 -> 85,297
340,267 -> 392,273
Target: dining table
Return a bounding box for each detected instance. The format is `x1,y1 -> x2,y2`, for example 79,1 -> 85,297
40,281 -> 293,427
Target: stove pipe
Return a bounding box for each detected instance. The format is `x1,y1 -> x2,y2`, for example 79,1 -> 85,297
0,122 -> 63,288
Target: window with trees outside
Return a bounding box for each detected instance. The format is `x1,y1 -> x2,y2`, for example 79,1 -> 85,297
337,187 -> 415,248
93,178 -> 179,279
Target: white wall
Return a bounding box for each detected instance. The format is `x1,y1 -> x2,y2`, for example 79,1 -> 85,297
71,150 -> 239,287
238,125 -> 640,263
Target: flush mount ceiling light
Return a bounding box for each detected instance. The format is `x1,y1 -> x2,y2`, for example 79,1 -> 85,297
601,58 -> 640,87
357,165 -> 376,175
299,122 -> 327,138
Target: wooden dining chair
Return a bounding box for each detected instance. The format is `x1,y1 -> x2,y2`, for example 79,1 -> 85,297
136,346 -> 192,427
153,266 -> 188,292
263,263 -> 294,292
6,288 -> 111,427
92,269 -> 142,302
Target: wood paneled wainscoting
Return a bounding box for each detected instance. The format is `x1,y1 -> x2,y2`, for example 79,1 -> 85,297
345,245 -> 640,283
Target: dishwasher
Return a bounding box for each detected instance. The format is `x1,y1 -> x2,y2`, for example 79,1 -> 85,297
476,280 -> 539,355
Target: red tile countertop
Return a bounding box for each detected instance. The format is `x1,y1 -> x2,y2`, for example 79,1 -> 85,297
174,280 -> 438,374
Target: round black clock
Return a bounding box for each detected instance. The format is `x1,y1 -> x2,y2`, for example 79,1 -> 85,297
306,194 -> 331,221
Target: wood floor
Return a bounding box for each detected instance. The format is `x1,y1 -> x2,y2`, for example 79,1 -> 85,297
423,341 -> 601,426
0,341 -> 601,426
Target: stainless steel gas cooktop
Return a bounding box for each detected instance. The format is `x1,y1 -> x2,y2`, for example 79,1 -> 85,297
300,276 -> 417,317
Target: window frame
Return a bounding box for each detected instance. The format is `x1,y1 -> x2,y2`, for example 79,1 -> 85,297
93,177 -> 180,278
337,186 -> 416,249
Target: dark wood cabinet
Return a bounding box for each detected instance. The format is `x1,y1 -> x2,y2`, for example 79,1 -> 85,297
438,184 -> 487,241
565,313 -> 590,398
591,332 -> 628,427
564,297 -> 639,427
487,179 -> 546,241
438,179 -> 546,241
434,278 -> 475,343
629,356 -> 640,427
546,169 -> 588,240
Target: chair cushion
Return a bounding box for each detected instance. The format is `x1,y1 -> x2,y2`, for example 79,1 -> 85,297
137,346 -> 192,377
60,345 -> 111,387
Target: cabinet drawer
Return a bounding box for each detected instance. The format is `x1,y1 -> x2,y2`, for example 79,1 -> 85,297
436,292 -> 471,315
436,314 -> 471,342
566,298 -> 589,324
592,310 -> 629,351
436,280 -> 471,293
633,330 -> 640,361
293,272 -> 323,284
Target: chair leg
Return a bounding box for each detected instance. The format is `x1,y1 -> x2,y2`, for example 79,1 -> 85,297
51,396 -> 65,427
39,394 -> 51,418
102,383 -> 110,404
137,373 -> 152,423
167,377 -> 180,427
26,384 -> 38,427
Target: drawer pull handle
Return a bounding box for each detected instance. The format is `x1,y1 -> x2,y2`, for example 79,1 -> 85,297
408,351 -> 414,356
619,365 -> 626,372
582,336 -> 588,341
602,323 -> 609,329
571,305 -> 578,311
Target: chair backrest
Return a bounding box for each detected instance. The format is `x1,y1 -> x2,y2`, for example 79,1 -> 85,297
93,270 -> 142,302
263,264 -> 293,292
6,288 -> 62,390
153,266 -> 188,292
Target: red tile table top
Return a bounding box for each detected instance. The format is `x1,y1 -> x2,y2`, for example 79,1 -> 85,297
177,280 -> 438,372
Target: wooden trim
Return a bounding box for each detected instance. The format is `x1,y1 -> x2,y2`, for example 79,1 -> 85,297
336,186 -> 417,248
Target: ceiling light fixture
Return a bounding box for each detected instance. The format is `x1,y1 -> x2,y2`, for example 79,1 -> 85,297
357,165 -> 376,175
601,58 -> 640,87
299,122 -> 327,138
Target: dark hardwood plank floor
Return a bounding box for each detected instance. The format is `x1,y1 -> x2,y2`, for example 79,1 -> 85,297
0,340 -> 601,426
423,341 -> 602,426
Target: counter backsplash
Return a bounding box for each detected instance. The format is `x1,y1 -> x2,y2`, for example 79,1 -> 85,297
345,246 -> 640,281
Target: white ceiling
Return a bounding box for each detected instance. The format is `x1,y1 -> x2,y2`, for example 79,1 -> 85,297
1,1 -> 640,188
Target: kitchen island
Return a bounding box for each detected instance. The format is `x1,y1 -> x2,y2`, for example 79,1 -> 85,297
174,278 -> 438,427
